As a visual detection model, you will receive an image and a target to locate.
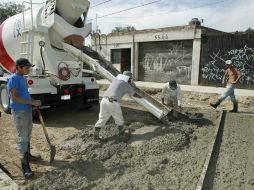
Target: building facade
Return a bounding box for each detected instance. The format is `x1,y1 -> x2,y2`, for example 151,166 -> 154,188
92,24 -> 254,89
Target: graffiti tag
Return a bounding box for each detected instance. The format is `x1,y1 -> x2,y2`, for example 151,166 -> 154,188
201,45 -> 254,85
141,43 -> 192,79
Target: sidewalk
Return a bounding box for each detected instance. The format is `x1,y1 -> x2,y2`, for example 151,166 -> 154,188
0,168 -> 19,190
97,80 -> 254,97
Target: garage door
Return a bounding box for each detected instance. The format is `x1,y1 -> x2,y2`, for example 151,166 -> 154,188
138,40 -> 193,84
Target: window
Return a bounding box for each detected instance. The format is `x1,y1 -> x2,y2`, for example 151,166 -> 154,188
111,49 -> 122,64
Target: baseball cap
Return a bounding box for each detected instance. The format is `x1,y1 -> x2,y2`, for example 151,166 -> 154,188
16,58 -> 34,67
123,71 -> 133,79
225,60 -> 232,65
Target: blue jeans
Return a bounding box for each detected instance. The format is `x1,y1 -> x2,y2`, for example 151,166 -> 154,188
219,84 -> 236,103
12,108 -> 33,158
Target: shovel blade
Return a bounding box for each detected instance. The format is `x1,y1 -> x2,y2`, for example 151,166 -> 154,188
49,145 -> 56,165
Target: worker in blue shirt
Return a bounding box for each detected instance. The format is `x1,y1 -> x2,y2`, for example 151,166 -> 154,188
7,58 -> 41,179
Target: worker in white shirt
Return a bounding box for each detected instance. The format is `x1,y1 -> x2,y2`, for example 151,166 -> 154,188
93,71 -> 141,139
161,80 -> 182,115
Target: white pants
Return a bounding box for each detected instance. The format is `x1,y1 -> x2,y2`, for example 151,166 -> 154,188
166,96 -> 178,108
166,96 -> 179,117
95,98 -> 124,128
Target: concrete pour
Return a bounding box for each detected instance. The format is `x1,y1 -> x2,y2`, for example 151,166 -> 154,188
25,108 -> 219,190
209,113 -> 254,190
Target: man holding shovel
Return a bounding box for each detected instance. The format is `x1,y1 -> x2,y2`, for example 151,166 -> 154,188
7,58 -> 41,178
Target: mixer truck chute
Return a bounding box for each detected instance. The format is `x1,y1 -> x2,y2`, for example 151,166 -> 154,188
0,0 -> 99,113
62,43 -> 172,121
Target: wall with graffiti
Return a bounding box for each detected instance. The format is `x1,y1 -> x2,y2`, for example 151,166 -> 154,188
138,40 -> 193,84
200,34 -> 254,89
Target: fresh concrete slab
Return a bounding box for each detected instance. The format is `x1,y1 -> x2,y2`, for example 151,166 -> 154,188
128,125 -> 161,147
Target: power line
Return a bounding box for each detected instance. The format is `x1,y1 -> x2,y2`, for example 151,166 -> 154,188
87,0 -> 162,21
100,0 -> 230,19
90,0 -> 112,8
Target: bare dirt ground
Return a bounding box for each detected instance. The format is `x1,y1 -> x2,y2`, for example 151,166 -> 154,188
0,90 -> 254,189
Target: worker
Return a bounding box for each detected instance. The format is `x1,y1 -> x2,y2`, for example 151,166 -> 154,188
210,60 -> 242,112
161,80 -> 182,116
7,58 -> 42,179
93,71 -> 141,139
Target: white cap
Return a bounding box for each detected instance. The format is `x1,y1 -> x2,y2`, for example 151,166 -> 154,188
225,60 -> 232,65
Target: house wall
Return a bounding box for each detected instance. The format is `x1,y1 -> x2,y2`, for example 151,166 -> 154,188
92,26 -> 203,85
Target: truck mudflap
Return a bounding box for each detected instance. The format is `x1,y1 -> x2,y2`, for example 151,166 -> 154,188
59,84 -> 99,110
84,88 -> 99,105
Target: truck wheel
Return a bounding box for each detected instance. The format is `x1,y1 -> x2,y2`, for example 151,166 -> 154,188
0,83 -> 11,114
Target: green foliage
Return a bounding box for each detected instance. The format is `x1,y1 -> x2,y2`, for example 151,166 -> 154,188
245,27 -> 254,34
111,25 -> 136,33
0,2 -> 24,24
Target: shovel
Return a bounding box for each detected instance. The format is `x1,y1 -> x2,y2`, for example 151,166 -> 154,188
36,106 -> 56,165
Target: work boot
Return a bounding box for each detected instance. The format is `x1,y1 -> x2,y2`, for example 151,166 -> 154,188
93,127 -> 101,140
118,126 -> 125,136
210,99 -> 222,109
28,143 -> 41,162
21,152 -> 35,179
229,102 -> 238,112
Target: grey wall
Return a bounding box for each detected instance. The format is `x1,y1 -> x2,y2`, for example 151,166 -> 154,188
200,34 -> 254,89
138,40 -> 193,84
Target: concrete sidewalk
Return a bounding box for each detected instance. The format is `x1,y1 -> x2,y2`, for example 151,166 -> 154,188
0,168 -> 19,190
97,80 -> 254,97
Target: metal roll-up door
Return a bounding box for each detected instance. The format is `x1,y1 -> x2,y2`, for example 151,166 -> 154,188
138,40 -> 193,84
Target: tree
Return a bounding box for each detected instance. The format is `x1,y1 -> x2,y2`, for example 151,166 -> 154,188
111,25 -> 136,33
0,2 -> 24,24
245,27 -> 254,34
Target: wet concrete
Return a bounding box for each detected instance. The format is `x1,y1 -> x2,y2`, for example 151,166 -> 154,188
209,113 -> 254,190
25,108 -> 218,190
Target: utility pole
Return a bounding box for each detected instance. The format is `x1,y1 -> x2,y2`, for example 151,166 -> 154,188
96,13 -> 98,33
201,19 -> 204,26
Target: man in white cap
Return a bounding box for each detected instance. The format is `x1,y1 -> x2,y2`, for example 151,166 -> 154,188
93,71 -> 141,139
210,60 -> 242,112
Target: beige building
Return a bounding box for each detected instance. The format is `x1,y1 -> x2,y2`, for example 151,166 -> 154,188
91,22 -> 224,85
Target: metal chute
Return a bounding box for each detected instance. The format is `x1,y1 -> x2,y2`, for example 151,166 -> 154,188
62,43 -> 170,120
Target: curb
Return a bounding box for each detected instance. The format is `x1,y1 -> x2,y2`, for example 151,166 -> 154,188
0,166 -> 20,190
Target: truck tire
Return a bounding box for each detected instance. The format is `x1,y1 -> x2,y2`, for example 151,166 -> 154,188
0,83 -> 11,114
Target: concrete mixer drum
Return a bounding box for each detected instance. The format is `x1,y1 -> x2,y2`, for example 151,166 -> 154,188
0,0 -> 99,114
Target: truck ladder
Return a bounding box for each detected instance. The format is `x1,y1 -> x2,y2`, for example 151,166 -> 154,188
20,0 -> 43,62
20,30 -> 33,62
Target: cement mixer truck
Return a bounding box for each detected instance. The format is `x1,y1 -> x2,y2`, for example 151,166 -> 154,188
0,0 -> 100,113
0,0 -> 182,122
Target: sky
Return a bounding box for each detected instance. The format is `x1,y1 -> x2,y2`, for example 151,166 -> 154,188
2,0 -> 254,34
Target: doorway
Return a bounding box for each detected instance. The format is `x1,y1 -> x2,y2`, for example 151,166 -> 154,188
111,48 -> 131,73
